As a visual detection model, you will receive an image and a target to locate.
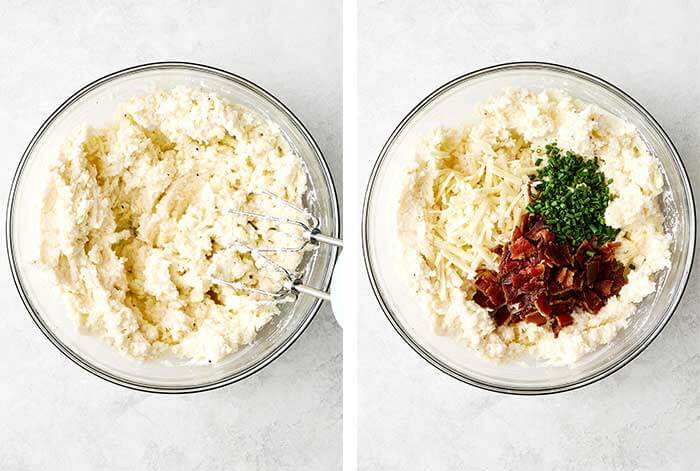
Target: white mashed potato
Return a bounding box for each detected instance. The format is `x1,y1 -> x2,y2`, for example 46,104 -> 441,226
398,88 -> 671,365
40,87 -> 309,363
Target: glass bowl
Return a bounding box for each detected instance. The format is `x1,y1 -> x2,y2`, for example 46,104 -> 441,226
362,62 -> 695,395
6,62 -> 340,393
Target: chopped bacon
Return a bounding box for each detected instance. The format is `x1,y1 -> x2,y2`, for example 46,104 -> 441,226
534,293 -> 552,316
529,227 -> 556,244
542,244 -> 571,267
583,290 -> 604,313
552,313 -> 574,337
585,257 -> 600,287
599,242 -> 621,261
555,267 -> 575,288
475,269 -> 498,288
524,312 -> 548,326
492,305 -> 512,326
575,240 -> 595,265
595,279 -> 614,298
474,271 -> 504,309
524,217 -> 547,241
539,230 -> 557,244
472,213 -> 628,337
472,290 -> 490,308
510,237 -> 536,260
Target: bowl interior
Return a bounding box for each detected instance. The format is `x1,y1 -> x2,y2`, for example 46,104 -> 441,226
8,64 -> 339,391
364,64 -> 694,393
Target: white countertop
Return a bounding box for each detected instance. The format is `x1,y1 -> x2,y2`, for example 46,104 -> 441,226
0,1 -> 341,470
359,1 -> 700,469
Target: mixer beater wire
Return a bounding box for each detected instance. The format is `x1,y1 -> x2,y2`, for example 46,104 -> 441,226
209,191 -> 342,301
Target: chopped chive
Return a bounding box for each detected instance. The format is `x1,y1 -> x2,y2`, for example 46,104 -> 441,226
527,143 -> 620,245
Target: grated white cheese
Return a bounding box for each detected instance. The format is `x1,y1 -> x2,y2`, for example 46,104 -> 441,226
400,123 -> 536,290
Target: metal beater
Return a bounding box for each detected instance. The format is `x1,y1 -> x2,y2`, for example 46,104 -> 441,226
210,191 -> 342,302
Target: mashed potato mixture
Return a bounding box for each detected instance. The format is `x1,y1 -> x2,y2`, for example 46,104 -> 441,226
398,88 -> 671,365
40,87 -> 309,363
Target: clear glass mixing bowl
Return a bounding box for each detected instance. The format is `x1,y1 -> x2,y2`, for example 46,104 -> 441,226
363,62 -> 695,395
6,62 -> 340,393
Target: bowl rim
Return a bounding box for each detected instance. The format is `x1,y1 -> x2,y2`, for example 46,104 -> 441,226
362,61 -> 696,395
6,61 -> 341,394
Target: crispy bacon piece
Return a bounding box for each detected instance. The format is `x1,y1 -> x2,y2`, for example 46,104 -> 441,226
583,289 -> 604,313
524,312 -> 548,326
600,242 -> 621,261
510,237 -> 536,260
595,279 -> 614,298
474,269 -> 504,308
542,244 -> 572,267
524,217 -> 547,240
555,267 -> 575,288
552,313 -> 574,337
492,305 -> 511,326
585,257 -> 600,287
534,293 -> 552,317
472,213 -> 628,337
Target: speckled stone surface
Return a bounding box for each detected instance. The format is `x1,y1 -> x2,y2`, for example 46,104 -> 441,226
359,1 -> 700,469
0,1 -> 341,470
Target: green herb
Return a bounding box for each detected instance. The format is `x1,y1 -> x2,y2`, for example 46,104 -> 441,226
526,143 -> 619,246
585,250 -> 595,257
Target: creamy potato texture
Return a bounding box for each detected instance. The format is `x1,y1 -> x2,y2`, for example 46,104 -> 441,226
40,87 -> 308,363
398,88 -> 671,365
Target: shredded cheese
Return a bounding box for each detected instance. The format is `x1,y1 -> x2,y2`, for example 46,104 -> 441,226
408,126 -> 535,291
